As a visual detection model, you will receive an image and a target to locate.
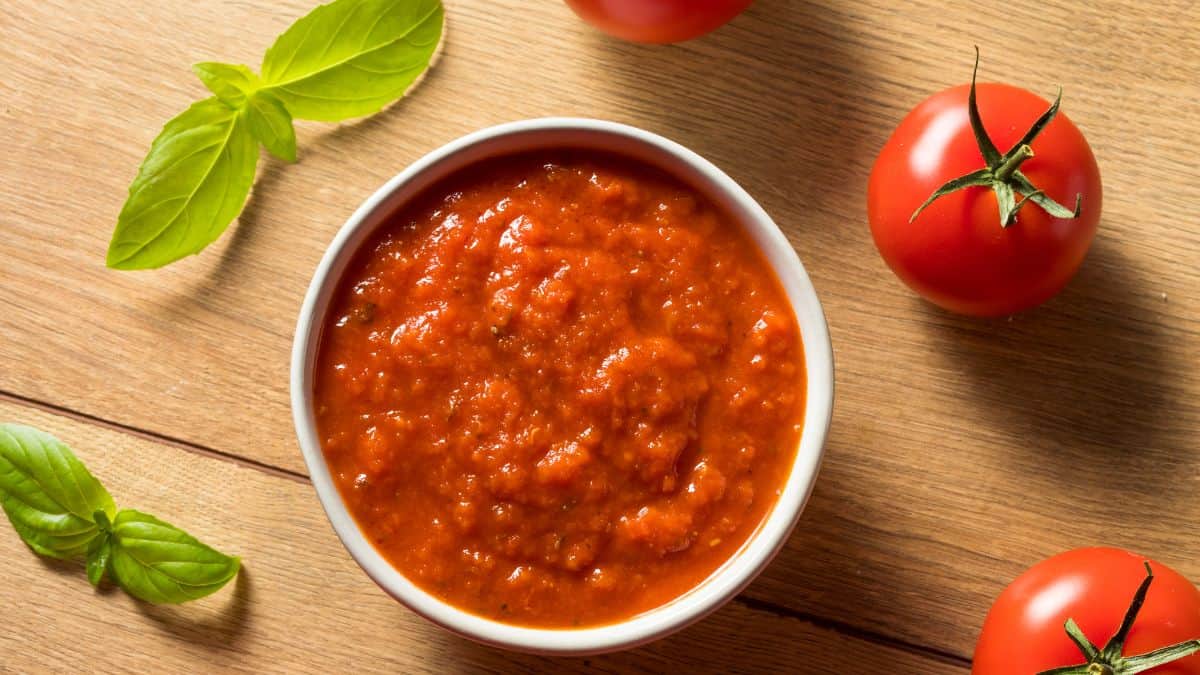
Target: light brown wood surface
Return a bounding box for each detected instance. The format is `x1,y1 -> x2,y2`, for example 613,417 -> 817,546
1,0 -> 1197,672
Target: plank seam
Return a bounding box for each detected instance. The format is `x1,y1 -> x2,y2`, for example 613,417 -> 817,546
0,389 -> 309,484
735,596 -> 971,669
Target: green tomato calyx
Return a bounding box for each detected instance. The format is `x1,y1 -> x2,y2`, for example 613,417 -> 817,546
1036,563 -> 1200,675
908,48 -> 1083,228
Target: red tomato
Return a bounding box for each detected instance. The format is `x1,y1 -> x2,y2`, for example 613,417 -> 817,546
867,74 -> 1102,317
563,0 -> 752,43
973,548 -> 1200,674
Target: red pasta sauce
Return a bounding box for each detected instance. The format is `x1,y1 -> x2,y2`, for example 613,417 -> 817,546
314,150 -> 805,627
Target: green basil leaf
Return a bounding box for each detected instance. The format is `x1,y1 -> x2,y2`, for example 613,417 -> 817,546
259,0 -> 443,122
192,62 -> 260,107
10,517 -> 98,559
0,424 -> 116,560
109,509 -> 239,604
244,91 -> 297,162
106,97 -> 259,270
86,532 -> 112,586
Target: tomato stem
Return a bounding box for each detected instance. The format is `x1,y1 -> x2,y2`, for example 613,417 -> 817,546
1036,563 -> 1200,675
908,48 -> 1083,228
994,145 -> 1033,182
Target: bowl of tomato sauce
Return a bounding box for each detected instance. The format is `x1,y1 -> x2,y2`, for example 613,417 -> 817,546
291,118 -> 834,654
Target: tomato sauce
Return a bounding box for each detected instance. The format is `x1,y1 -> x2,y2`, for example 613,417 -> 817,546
314,150 -> 805,627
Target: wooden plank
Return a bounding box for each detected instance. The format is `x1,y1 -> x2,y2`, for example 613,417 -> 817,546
0,399 -> 963,673
1,0 -> 1198,662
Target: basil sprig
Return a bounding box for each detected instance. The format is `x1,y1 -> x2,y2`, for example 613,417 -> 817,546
0,424 -> 239,604
106,0 -> 445,270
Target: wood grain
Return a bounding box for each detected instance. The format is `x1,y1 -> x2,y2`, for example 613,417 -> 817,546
0,399 -> 962,674
1,0 -> 1198,665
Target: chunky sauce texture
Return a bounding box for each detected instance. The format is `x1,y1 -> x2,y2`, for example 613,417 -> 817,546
314,151 -> 805,627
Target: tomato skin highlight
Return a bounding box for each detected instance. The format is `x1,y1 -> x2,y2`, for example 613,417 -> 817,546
868,82 -> 1102,317
563,0 -> 752,43
973,548 -> 1200,675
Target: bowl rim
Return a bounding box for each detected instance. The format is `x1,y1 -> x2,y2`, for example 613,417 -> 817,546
290,117 -> 834,655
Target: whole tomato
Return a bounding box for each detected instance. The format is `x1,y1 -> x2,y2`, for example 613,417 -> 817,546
973,548 -> 1200,674
563,0 -> 752,43
868,53 -> 1102,317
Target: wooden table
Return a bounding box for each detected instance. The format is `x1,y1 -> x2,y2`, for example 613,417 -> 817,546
2,0 -> 1197,671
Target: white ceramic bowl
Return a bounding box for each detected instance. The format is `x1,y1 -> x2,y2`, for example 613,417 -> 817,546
291,118 -> 834,655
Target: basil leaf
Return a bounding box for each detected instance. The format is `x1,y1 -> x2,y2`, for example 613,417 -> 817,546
192,62 -> 259,107
106,97 -> 259,270
0,424 -> 116,560
245,91 -> 297,162
86,532 -> 112,586
109,509 -> 239,604
259,0 -> 444,122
